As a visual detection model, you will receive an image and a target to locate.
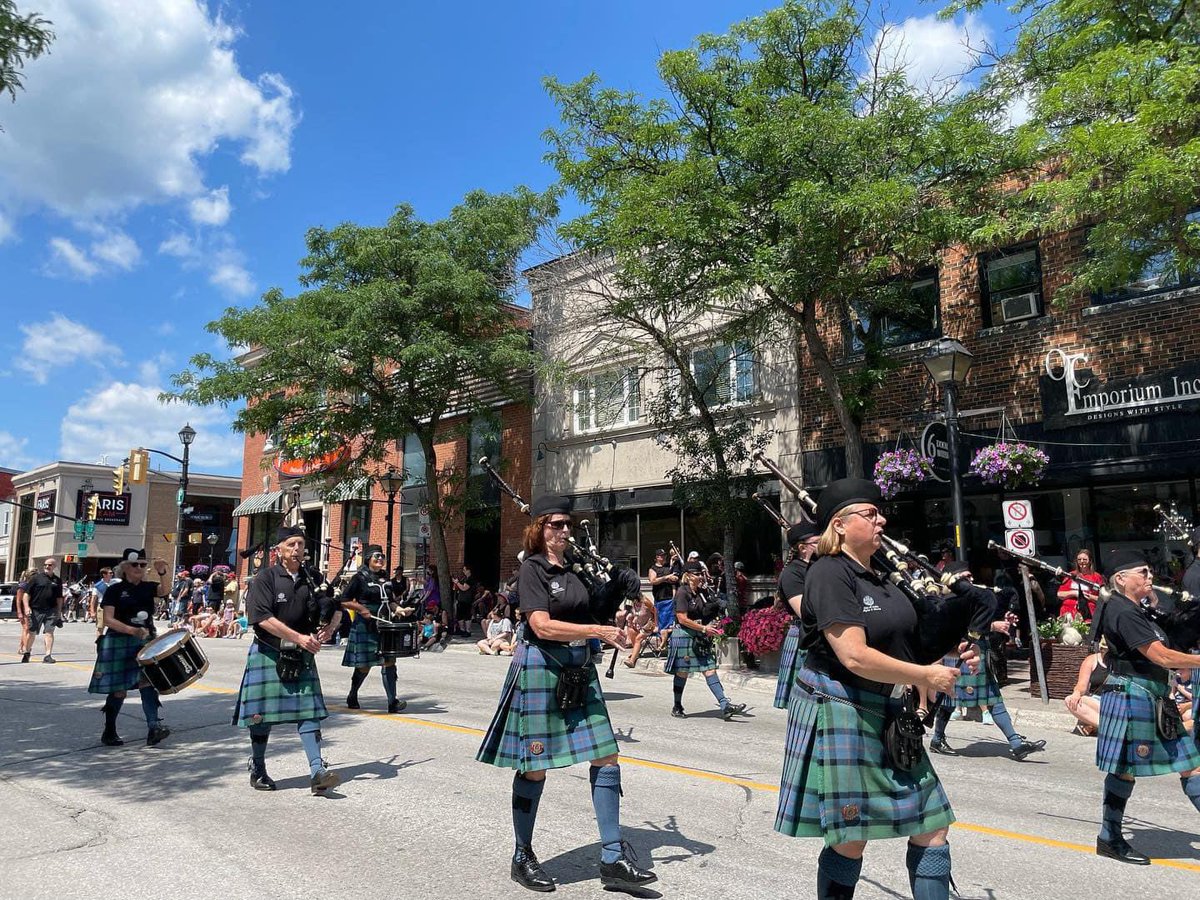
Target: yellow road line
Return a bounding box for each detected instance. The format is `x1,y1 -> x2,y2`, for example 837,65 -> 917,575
9,652 -> 1200,872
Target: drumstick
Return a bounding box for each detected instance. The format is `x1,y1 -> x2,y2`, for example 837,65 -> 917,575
605,646 -> 620,679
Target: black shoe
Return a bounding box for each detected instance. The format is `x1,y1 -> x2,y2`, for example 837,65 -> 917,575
670,706 -> 687,719
20,652 -> 30,663
100,731 -> 124,747
929,738 -> 957,755
722,701 -> 747,720
388,699 -> 406,714
346,693 -> 360,709
146,725 -> 170,747
248,759 -> 277,791
43,655 -> 56,664
599,846 -> 657,891
310,767 -> 341,794
1010,738 -> 1046,760
1096,837 -> 1150,865
511,847 -> 555,892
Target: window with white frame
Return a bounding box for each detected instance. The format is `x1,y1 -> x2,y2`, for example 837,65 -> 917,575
573,367 -> 640,433
689,340 -> 759,407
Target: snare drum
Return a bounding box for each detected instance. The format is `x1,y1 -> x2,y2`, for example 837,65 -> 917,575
137,628 -> 209,694
376,621 -> 420,658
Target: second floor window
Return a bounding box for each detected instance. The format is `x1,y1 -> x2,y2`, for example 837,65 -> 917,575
689,340 -> 759,407
849,273 -> 941,351
574,367 -> 640,433
402,433 -> 426,485
1093,211 -> 1200,305
982,245 -> 1043,326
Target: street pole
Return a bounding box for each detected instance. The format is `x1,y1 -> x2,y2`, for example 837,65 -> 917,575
944,383 -> 967,563
385,489 -> 396,575
173,426 -> 195,575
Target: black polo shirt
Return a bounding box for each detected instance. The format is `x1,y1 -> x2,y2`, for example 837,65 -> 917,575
246,563 -> 322,649
777,558 -> 809,613
1183,559 -> 1200,601
801,553 -> 919,679
101,578 -> 159,628
518,553 -> 590,624
673,582 -> 717,624
342,569 -> 390,615
25,572 -> 63,612
1097,594 -> 1170,682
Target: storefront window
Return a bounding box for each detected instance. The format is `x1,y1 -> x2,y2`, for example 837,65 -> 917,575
598,511 -> 638,570
1092,482 -> 1192,580
343,500 -> 371,551
638,507 -> 683,572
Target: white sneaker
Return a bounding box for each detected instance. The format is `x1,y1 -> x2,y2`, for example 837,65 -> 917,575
982,710 -> 995,726
950,707 -> 965,720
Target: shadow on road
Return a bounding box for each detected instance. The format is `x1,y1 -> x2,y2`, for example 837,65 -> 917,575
539,815 -> 715,889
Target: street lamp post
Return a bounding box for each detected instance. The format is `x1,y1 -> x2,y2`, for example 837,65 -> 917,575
378,467 -> 406,575
922,339 -> 975,563
175,424 -> 196,576
207,532 -> 219,570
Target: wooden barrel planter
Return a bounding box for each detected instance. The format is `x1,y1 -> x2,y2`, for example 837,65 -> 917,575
1028,643 -> 1090,700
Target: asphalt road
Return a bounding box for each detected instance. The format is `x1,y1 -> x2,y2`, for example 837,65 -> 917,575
2,623 -> 1198,899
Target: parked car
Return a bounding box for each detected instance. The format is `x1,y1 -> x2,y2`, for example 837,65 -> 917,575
0,583 -> 18,619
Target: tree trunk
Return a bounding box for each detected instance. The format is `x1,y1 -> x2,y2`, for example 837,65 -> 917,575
794,306 -> 865,478
722,522 -> 737,620
419,429 -> 455,634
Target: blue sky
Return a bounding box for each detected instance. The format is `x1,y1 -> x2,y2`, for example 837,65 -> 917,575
0,0 -> 1012,477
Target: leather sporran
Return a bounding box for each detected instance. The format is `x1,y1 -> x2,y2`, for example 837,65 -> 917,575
884,709 -> 927,772
1156,697 -> 1185,742
691,634 -> 715,660
276,641 -> 306,684
556,665 -> 592,712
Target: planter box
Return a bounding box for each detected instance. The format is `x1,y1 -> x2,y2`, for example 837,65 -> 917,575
1028,643 -> 1090,700
718,639 -> 781,673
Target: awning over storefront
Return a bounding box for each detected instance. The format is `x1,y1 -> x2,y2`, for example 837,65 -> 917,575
232,490 -> 284,517
325,475 -> 372,502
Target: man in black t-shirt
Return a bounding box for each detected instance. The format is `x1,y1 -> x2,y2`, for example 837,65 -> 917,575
25,557 -> 64,663
208,570 -> 227,611
452,565 -> 478,637
647,549 -> 679,641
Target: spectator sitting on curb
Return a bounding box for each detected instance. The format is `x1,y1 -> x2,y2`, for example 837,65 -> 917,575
477,603 -> 515,655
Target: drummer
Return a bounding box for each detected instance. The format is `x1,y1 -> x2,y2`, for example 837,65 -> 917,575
233,525 -> 343,795
88,548 -> 172,747
341,543 -> 415,714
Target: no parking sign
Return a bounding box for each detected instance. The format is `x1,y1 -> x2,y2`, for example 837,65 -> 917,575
1004,528 -> 1036,554
1002,500 -> 1034,529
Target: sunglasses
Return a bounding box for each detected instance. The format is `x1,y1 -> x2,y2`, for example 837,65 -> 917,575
841,507 -> 882,522
1126,567 -> 1152,578
545,520 -> 572,531
128,562 -> 148,568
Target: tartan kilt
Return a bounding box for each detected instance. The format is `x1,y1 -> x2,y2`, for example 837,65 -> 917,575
1095,674 -> 1200,777
341,618 -> 381,669
232,641 -> 328,727
774,623 -> 804,710
954,649 -> 1002,707
88,632 -> 149,694
775,667 -> 955,846
476,640 -> 618,772
665,627 -> 716,674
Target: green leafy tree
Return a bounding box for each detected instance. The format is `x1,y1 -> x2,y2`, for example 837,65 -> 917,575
0,1 -> 52,113
168,188 -> 556,604
968,0 -> 1200,296
546,0 -> 1003,477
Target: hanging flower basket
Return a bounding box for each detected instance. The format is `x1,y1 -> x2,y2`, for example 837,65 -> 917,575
968,441 -> 1049,490
737,606 -> 792,655
189,564 -> 211,579
873,449 -> 935,499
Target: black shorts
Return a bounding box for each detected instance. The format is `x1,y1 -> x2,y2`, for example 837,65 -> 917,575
455,599 -> 472,619
27,609 -> 60,633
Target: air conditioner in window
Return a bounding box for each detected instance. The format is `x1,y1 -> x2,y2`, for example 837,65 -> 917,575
999,291 -> 1040,323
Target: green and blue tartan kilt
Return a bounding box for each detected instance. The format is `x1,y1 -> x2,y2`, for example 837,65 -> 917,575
232,641 -> 328,728
1095,674 -> 1200,777
665,627 -> 716,674
476,640 -> 618,773
88,632 -> 150,694
775,668 -> 955,846
954,648 -> 1002,708
774,623 -> 804,710
341,618 -> 382,669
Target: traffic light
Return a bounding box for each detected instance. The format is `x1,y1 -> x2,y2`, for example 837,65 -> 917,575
86,493 -> 100,521
129,448 -> 150,484
112,463 -> 126,494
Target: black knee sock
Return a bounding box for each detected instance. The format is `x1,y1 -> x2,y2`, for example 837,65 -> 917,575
1100,774 -> 1134,842
816,846 -> 862,899
672,675 -> 686,708
103,694 -> 124,733
512,774 -> 545,851
349,668 -> 368,697
931,703 -> 952,742
381,666 -> 397,704
1183,774 -> 1200,813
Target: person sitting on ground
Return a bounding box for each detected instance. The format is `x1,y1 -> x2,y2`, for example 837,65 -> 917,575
477,603 -> 516,655
1064,648 -> 1108,737
419,612 -> 440,651
472,583 -> 496,627
219,599 -> 238,637
621,594 -> 658,668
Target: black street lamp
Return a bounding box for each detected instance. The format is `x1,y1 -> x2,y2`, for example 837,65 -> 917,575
923,339 -> 974,562
378,466 -> 407,574
175,423 -> 196,575
207,532 -> 219,570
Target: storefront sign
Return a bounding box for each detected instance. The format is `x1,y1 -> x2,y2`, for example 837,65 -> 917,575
274,445 -> 350,479
1041,348 -> 1200,430
919,422 -> 951,483
35,490 -> 56,524
74,490 -> 131,526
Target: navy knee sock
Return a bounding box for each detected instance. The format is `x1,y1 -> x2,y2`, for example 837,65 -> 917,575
1100,774 -> 1135,842
705,672 -> 728,707
672,675 -> 686,708
382,666 -> 397,704
817,846 -> 862,899
590,764 -> 623,863
512,774 -> 545,851
103,694 -> 124,733
906,842 -> 951,900
297,720 -> 324,776
1181,774 -> 1200,814
988,701 -> 1021,747
931,703 -> 952,742
138,686 -> 160,728
249,724 -> 270,766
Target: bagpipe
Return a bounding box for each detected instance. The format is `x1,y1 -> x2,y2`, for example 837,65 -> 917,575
991,540 -> 1200,652
753,451 -> 996,663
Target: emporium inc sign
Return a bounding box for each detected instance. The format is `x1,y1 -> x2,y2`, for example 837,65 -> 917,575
1040,348 -> 1200,430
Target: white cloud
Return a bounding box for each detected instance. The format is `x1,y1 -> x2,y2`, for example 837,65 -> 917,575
158,228 -> 254,297
871,14 -> 989,97
189,186 -> 232,226
48,237 -> 100,278
0,210 -> 12,244
46,226 -> 141,279
16,313 -> 120,384
210,260 -> 255,297
60,379 -> 244,473
89,228 -> 141,270
0,430 -> 38,469
159,232 -> 195,259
